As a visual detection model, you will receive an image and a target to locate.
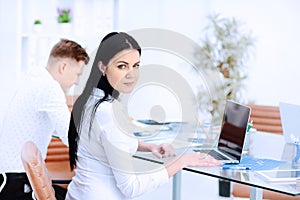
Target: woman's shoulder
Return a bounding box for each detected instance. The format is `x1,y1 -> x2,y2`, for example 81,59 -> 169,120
95,97 -> 123,120
91,89 -> 113,112
91,88 -> 114,102
91,88 -> 105,98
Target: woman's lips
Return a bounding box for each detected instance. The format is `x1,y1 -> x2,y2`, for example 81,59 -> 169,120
123,82 -> 134,87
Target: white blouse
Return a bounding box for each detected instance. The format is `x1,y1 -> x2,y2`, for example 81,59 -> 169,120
0,67 -> 70,173
66,88 -> 169,200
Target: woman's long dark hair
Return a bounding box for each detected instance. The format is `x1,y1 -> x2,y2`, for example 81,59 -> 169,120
68,32 -> 141,170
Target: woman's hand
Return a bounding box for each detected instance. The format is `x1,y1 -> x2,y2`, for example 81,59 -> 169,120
138,141 -> 175,158
151,143 -> 176,158
164,152 -> 222,177
180,152 -> 222,168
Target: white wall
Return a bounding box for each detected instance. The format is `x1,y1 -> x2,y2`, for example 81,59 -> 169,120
118,0 -> 210,41
0,0 -> 19,124
210,0 -> 300,105
117,0 -> 300,108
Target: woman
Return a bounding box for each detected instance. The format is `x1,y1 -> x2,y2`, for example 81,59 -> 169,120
66,32 -> 221,199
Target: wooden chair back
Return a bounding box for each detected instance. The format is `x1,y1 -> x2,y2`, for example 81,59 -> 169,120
21,141 -> 56,200
248,104 -> 282,134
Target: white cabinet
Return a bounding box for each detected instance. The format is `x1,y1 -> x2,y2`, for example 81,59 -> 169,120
17,0 -> 116,77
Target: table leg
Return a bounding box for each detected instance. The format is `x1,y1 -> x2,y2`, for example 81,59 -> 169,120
172,171 -> 182,200
250,186 -> 263,200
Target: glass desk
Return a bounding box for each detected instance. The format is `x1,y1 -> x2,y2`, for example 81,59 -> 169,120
134,129 -> 300,200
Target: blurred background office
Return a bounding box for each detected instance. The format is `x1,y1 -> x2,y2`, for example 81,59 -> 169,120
0,0 -> 300,199
1,0 -> 300,119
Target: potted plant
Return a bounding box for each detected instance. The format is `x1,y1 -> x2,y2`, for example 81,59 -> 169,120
57,8 -> 72,34
32,19 -> 43,33
34,20 -> 42,25
57,8 -> 71,23
194,13 -> 255,125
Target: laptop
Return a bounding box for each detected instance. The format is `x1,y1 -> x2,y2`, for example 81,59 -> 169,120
279,102 -> 300,144
194,100 -> 251,164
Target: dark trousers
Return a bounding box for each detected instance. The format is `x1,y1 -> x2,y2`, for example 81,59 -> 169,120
0,173 -> 67,200
0,173 -> 33,200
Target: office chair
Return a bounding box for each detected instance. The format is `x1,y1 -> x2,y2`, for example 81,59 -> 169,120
247,104 -> 282,134
21,141 -> 56,200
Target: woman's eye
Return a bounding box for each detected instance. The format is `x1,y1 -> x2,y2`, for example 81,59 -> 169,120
117,64 -> 126,69
134,63 -> 140,68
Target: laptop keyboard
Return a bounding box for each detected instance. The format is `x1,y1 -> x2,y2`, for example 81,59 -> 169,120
193,149 -> 229,160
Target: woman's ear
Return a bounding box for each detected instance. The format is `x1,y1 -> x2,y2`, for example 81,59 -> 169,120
98,61 -> 107,76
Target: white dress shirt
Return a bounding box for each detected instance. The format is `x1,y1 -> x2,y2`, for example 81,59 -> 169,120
0,67 -> 70,173
66,88 -> 169,200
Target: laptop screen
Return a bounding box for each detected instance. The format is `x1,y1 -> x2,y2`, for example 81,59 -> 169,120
218,100 -> 251,160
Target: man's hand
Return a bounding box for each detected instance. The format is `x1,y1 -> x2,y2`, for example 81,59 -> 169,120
151,143 -> 175,158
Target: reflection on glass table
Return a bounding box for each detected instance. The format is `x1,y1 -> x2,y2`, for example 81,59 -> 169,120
134,129 -> 300,200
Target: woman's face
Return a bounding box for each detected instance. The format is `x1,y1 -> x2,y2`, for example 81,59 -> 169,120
101,49 -> 140,94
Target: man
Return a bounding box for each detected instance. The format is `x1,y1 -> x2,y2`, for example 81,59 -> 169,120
0,39 -> 89,199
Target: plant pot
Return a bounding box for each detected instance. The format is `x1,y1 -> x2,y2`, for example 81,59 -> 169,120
58,23 -> 72,35
32,24 -> 43,33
